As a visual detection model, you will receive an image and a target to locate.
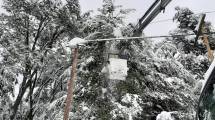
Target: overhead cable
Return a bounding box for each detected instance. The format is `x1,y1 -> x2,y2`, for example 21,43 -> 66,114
150,10 -> 215,24
85,32 -> 215,43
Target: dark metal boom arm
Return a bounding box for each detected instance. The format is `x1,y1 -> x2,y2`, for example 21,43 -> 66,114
133,0 -> 172,36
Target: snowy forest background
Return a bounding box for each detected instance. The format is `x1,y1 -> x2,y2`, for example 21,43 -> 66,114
0,0 -> 215,120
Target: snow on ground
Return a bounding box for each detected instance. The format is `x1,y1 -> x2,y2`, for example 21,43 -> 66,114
156,111 -> 174,120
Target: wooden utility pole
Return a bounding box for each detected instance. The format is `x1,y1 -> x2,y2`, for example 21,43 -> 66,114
202,29 -> 214,62
201,21 -> 214,61
63,47 -> 78,120
195,14 -> 214,62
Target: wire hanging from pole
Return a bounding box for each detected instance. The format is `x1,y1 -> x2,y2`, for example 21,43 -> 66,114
85,32 -> 215,43
149,10 -> 215,24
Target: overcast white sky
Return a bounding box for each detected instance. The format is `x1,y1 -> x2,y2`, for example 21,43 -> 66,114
0,0 -> 215,36
79,0 -> 215,36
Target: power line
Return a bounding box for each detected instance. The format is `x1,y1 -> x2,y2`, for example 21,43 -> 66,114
149,10 -> 215,24
85,32 -> 215,43
82,10 -> 215,43
200,10 -> 215,14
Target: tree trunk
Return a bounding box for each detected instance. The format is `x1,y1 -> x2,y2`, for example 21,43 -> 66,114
10,84 -> 28,120
10,70 -> 37,120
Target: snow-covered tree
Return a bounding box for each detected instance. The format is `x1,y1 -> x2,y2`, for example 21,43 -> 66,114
69,0 -> 136,119
172,7 -> 215,54
170,7 -> 214,78
0,1 -> 214,120
0,0 -> 80,119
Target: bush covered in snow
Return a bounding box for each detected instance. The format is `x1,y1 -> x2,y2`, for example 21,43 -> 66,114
0,1 -> 213,120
